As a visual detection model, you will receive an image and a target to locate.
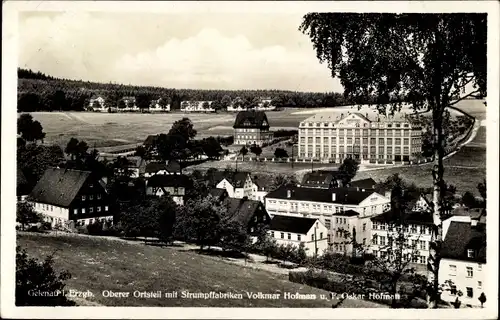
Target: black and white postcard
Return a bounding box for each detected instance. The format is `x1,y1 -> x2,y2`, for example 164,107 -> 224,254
2,1 -> 498,319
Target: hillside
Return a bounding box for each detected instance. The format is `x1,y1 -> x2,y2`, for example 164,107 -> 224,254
17,232 -> 385,308
17,68 -> 393,112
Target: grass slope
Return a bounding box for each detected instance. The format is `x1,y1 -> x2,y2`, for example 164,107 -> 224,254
17,233 -> 384,308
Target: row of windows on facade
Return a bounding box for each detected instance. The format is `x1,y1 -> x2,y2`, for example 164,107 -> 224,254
372,235 -> 429,250
371,250 -> 428,264
299,128 -> 416,136
300,145 -> 416,154
299,154 -> 419,161
73,206 -> 109,214
449,286 -> 480,299
268,201 -> 385,214
300,122 -> 412,129
236,128 -> 262,133
372,223 -> 432,235
81,194 -> 102,201
272,231 -> 324,241
449,263 -> 482,278
300,137 -> 420,145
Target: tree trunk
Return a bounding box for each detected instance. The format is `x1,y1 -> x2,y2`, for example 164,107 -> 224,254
428,111 -> 446,308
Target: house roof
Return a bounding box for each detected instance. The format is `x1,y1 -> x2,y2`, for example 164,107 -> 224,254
349,178 -> 377,190
209,188 -> 228,200
223,197 -> 266,226
370,209 -> 434,225
252,175 -> 271,191
265,186 -> 374,205
337,209 -> 360,217
233,111 -> 270,129
441,221 -> 486,263
300,171 -> 338,188
17,168 -> 28,186
302,111 -> 413,124
145,162 -> 167,173
29,167 -> 92,207
269,215 -> 317,234
147,174 -> 190,188
215,171 -> 250,188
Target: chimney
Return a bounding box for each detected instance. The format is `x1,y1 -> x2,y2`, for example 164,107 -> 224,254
287,190 -> 292,198
332,192 -> 336,201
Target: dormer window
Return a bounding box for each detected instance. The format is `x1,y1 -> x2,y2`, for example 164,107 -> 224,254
467,249 -> 475,258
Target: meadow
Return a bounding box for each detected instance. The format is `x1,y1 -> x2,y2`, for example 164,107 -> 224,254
16,232 -> 384,308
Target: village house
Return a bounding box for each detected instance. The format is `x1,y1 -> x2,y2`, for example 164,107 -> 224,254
222,197 -> 271,238
89,95 -> 106,111
122,96 -> 138,111
251,175 -> 271,203
209,188 -> 229,202
347,178 -> 377,191
439,212 -> 486,308
145,174 -> 190,205
28,168 -> 113,228
144,160 -> 182,178
233,111 -> 273,146
150,98 -> 171,112
124,157 -> 148,178
180,101 -> 215,112
369,192 -> 433,265
265,186 -> 390,255
299,170 -> 343,189
268,215 -> 328,257
215,171 -> 255,200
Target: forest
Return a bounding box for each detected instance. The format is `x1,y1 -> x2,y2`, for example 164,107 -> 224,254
17,68 -> 396,112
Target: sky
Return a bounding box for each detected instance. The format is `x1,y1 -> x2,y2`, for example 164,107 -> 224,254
18,12 -> 343,93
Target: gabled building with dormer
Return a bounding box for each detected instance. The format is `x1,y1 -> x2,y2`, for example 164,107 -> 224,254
233,111 -> 272,146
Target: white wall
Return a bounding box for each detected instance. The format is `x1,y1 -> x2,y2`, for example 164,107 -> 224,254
216,179 -> 235,198
439,258 -> 486,307
32,202 -> 69,225
269,220 -> 329,257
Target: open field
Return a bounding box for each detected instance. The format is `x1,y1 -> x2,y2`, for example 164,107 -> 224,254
16,232 -> 385,308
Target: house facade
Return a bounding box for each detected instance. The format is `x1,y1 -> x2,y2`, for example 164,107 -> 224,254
215,172 -> 254,200
29,168 -> 113,227
251,176 -> 271,203
145,174 -> 190,205
89,96 -> 106,111
299,171 -> 343,189
269,215 -> 328,257
265,186 -> 390,255
233,111 -> 272,146
439,215 -> 486,308
298,112 -> 423,164
180,101 -> 215,112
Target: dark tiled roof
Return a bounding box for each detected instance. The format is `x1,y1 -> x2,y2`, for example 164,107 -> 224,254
269,215 -> 317,234
215,171 -> 250,188
441,221 -> 486,263
147,174 -> 190,188
17,168 -> 28,186
209,188 -> 228,200
233,111 -> 270,129
223,198 -> 267,226
371,209 -> 433,225
265,186 -> 373,205
29,168 -> 91,207
145,162 -> 167,173
337,209 -> 359,217
349,178 -> 377,190
252,176 -> 271,191
301,171 -> 338,188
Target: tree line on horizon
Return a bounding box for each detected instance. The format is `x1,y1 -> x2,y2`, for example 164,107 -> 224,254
17,68 -> 406,112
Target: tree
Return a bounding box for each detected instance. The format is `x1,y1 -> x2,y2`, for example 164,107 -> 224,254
17,144 -> 65,183
136,94 -> 151,111
16,202 -> 43,231
17,113 -> 46,144
239,146 -> 248,161
218,220 -> 250,254
250,145 -> 262,158
65,137 -> 80,160
478,292 -> 486,308
274,148 -> 289,159
270,173 -> 298,191
300,13 -> 486,308
134,145 -> 148,160
202,101 -> 210,110
221,95 -> 232,109
461,191 -> 477,209
338,158 -> 360,185
16,247 -> 76,306
168,117 -> 197,142
118,99 -> 127,109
